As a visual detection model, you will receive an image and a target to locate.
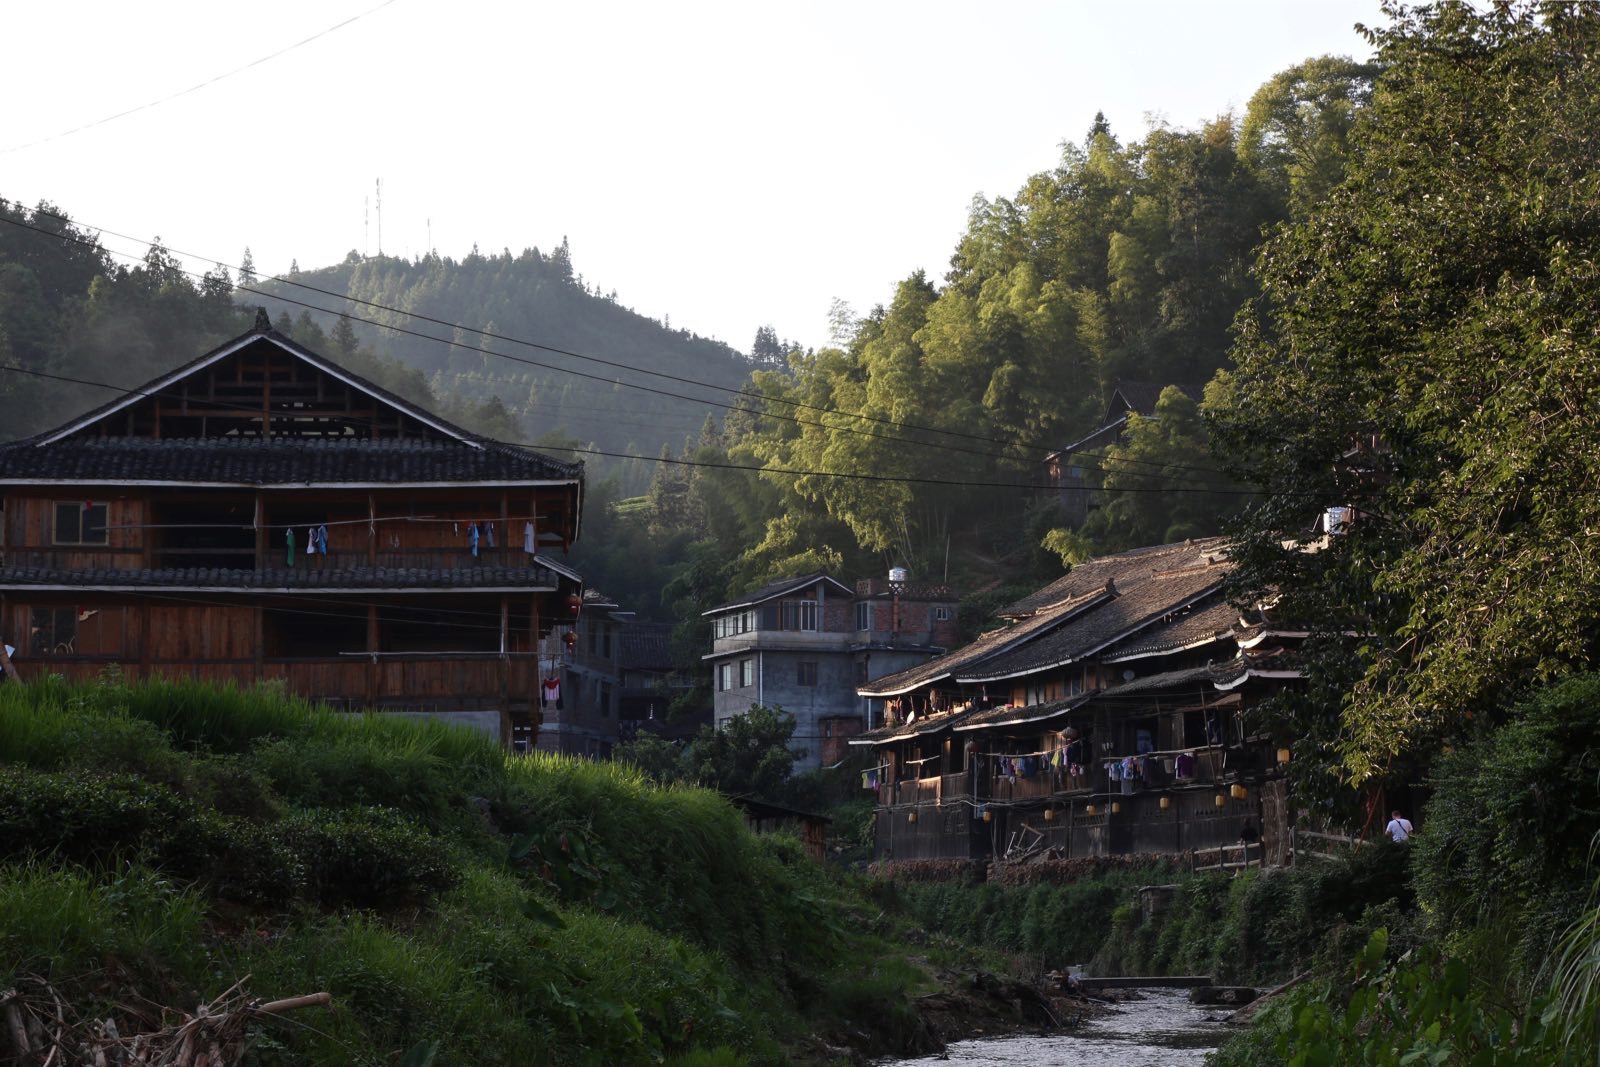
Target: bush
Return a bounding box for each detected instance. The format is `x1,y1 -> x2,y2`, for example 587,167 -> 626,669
1412,673 -> 1600,986
0,765 -> 454,906
884,859 -> 1174,967
278,807 -> 458,906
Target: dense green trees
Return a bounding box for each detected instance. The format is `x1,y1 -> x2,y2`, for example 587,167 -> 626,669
0,201 -> 251,436
249,245 -> 754,493
613,704 -> 801,800
1211,1 -> 1600,785
701,100 -> 1314,590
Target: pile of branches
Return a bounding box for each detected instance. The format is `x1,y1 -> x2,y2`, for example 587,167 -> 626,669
0,976 -> 329,1066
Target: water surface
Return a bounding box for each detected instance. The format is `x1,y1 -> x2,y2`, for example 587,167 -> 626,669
893,988 -> 1228,1067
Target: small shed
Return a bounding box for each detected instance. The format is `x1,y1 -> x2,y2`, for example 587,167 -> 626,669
728,796 -> 831,862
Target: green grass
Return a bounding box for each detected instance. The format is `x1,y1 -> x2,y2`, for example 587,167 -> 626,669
0,677 -> 951,1065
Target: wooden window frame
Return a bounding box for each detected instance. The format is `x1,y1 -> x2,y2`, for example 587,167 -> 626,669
30,606 -> 77,656
53,501 -> 108,546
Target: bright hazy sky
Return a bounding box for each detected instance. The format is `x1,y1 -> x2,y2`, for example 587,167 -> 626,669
3,1 -> 1380,355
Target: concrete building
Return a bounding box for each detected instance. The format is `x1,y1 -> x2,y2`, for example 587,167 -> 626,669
703,571 -> 958,771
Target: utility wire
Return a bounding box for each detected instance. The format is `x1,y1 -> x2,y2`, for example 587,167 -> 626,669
0,363 -> 1276,496
7,205 -> 1239,481
0,0 -> 401,155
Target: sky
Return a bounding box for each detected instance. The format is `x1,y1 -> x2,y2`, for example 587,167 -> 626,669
2,0 -> 1381,355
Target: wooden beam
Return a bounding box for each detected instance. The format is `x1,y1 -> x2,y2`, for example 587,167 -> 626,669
366,605 -> 379,708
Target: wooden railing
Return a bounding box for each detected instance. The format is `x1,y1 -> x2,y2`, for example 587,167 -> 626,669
1291,828 -> 1364,862
1192,841 -> 1263,872
884,771 -> 969,808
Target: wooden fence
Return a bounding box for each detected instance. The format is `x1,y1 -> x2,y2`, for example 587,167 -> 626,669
1291,827 -> 1364,862
1191,841 -> 1263,872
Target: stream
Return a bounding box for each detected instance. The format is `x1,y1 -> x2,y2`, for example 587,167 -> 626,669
893,988 -> 1230,1067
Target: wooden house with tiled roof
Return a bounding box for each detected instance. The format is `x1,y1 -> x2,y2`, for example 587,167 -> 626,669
0,311 -> 584,747
1042,381 -> 1206,526
852,538 -> 1303,866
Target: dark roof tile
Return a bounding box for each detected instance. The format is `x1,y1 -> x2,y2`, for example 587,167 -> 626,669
960,568 -> 1226,683
0,563 -> 572,591
1099,596 -> 1239,661
996,537 -> 1227,619
0,435 -> 578,485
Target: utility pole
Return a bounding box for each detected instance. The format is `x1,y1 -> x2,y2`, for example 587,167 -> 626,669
376,178 -> 383,256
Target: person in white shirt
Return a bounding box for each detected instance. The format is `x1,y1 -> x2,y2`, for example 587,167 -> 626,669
1385,810 -> 1414,843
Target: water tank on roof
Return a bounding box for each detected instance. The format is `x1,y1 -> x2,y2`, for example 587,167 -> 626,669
888,566 -> 909,589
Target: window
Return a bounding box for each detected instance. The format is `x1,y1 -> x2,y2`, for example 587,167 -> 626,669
54,501 -> 107,545
797,661 -> 818,687
30,607 -> 77,655
717,663 -> 733,692
855,659 -> 869,684
739,658 -> 754,688
781,599 -> 818,631
714,609 -> 758,639
934,606 -> 951,621
855,601 -> 874,631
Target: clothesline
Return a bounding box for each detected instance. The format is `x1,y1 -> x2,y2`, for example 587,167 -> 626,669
106,513 -> 556,531
976,746 -> 1062,760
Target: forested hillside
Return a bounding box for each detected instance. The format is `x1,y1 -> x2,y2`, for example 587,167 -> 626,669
248,245 -> 758,493
0,205 -> 526,447
617,58 -> 1374,635
0,54 -> 1375,629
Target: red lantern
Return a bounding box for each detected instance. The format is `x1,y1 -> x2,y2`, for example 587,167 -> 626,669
566,593 -> 583,615
562,630 -> 577,653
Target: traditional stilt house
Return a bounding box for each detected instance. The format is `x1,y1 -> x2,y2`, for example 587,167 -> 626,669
0,312 -> 585,746
853,539 -> 1302,864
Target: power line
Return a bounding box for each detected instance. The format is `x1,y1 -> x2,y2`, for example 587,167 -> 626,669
6,205 -> 1239,481
0,363 -> 1269,495
0,0 -> 401,155
5,216 -> 1046,469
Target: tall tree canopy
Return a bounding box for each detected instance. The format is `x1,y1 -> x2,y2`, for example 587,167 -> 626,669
1210,1 -> 1600,785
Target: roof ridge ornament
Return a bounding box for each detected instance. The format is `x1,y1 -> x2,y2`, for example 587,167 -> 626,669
254,306 -> 271,331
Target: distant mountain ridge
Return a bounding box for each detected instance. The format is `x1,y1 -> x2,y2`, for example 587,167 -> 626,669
248,245 -> 759,485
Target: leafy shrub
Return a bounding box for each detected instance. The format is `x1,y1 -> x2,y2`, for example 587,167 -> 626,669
885,860 -> 1175,967
277,807 -> 458,906
1264,930 -> 1588,1067
1412,673 -> 1600,985
0,766 -> 452,906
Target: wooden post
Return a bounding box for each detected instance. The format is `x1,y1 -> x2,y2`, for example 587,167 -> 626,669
499,596 -> 511,740
530,594 -> 542,738
499,491 -> 509,557
366,605 -> 379,708
254,494 -> 265,568
367,493 -> 377,565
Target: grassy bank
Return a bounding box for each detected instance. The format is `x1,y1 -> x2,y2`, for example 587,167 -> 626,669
875,847 -> 1408,988
0,677 -> 966,1065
